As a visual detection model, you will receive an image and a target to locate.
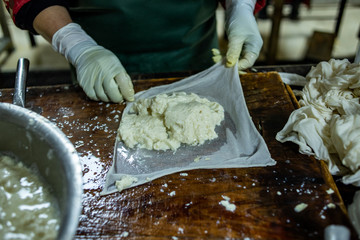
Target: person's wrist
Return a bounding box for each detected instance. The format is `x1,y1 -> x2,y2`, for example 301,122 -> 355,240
225,0 -> 255,34
52,23 -> 97,64
226,0 -> 255,12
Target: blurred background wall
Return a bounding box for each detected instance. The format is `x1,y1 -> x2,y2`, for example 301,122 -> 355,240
1,0 -> 360,72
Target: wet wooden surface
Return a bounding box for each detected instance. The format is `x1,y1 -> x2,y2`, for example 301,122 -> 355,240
0,72 -> 357,239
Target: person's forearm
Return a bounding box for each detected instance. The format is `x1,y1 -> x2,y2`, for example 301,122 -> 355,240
33,5 -> 72,43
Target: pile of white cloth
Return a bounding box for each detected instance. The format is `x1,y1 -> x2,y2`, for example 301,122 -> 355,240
276,59 -> 360,186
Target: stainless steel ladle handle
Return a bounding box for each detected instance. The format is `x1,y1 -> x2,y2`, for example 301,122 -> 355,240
13,58 -> 30,107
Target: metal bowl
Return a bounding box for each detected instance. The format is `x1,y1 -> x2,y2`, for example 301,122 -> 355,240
0,102 -> 82,240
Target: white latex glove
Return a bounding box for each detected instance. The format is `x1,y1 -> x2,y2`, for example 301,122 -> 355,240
225,0 -> 263,71
52,23 -> 134,102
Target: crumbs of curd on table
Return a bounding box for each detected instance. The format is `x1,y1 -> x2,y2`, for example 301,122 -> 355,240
294,203 -> 308,212
220,195 -> 236,212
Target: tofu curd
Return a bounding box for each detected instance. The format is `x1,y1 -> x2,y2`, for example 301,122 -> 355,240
118,92 -> 224,151
0,155 -> 60,240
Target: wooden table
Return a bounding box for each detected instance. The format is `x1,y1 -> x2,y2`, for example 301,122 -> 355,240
0,71 -> 357,239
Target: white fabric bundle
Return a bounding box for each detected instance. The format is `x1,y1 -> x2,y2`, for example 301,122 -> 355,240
276,59 -> 360,186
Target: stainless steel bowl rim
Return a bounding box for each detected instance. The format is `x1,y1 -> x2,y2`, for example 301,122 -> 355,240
0,102 -> 83,240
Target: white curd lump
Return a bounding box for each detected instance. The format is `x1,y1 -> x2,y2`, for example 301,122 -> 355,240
0,155 -> 60,240
118,92 -> 225,151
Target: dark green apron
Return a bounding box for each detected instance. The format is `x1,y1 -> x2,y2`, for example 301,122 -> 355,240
69,0 -> 219,74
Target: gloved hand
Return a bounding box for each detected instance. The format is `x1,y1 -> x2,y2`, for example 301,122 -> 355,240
52,23 -> 134,102
225,0 -> 263,71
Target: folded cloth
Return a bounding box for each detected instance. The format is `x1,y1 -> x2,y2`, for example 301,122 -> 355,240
279,72 -> 307,87
276,59 -> 360,186
101,62 -> 276,195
